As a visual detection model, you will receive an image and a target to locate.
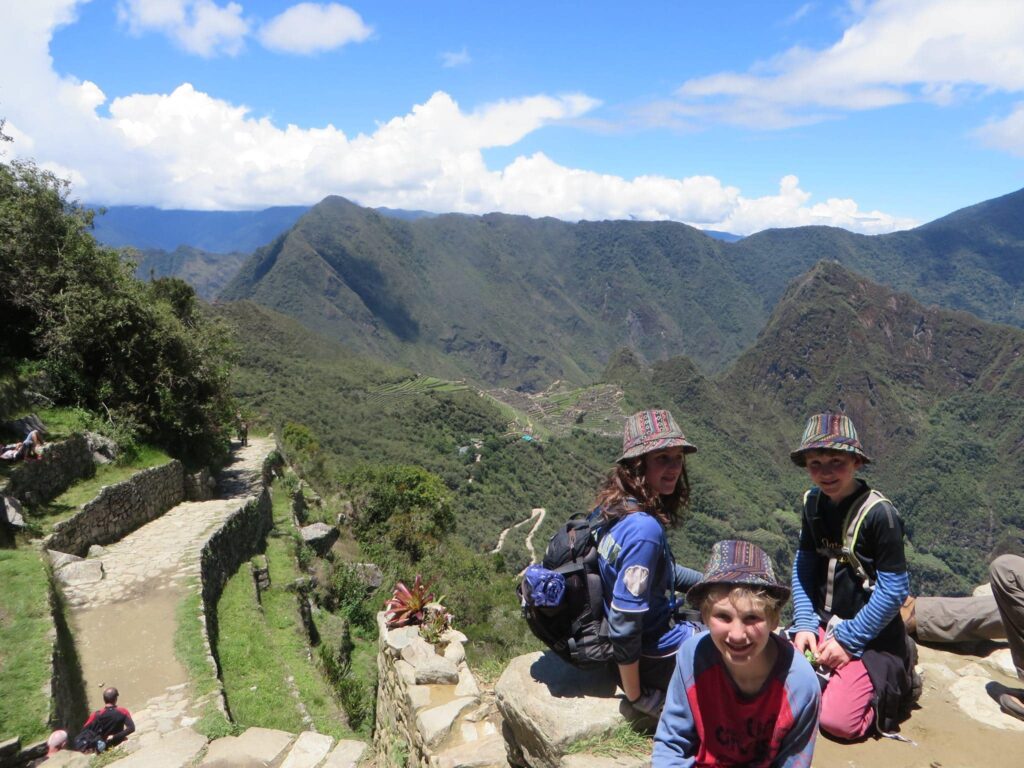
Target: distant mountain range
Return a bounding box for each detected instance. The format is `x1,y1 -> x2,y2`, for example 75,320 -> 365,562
218,187 -> 1024,389
219,258 -> 1024,596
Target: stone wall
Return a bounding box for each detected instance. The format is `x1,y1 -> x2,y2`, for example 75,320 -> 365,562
374,613 -> 506,768
45,461 -> 186,557
1,435 -> 94,506
198,487 -> 273,708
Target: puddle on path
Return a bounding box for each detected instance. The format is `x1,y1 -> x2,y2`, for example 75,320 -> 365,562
72,587 -> 189,711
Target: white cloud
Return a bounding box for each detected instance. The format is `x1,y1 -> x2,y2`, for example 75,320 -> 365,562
118,0 -> 248,57
0,1 -> 917,235
258,3 -> 371,54
975,102 -> 1024,157
675,0 -> 1024,128
441,47 -> 471,68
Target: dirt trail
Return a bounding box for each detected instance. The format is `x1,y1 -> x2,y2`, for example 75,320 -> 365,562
64,439 -> 273,717
491,507 -> 546,566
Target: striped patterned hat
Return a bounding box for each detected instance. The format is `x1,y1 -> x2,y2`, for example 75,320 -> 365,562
618,409 -> 697,462
686,540 -> 790,607
790,412 -> 871,467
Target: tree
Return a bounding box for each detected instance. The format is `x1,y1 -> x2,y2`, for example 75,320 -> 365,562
0,153 -> 235,465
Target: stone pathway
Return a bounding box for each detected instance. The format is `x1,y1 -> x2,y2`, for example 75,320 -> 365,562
58,440 -> 273,755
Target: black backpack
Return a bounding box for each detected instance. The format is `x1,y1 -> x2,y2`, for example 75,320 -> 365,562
517,511 -> 614,668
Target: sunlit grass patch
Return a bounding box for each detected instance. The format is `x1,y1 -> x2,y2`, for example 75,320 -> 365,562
0,549 -> 55,744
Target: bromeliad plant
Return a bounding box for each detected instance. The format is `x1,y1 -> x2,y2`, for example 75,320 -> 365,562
383,575 -> 437,629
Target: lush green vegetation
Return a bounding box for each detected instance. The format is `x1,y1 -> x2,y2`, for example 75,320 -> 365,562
0,549 -> 55,743
172,585 -> 237,740
216,482 -> 351,738
0,151 -> 236,465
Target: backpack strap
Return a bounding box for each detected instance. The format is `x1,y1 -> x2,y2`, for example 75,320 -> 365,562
842,489 -> 890,592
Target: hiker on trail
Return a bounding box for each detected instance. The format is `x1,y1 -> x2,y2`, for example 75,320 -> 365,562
1,428 -> 43,461
789,413 -> 917,741
73,687 -> 135,753
902,554 -> 1024,721
236,411 -> 248,447
593,409 -> 705,719
654,540 -> 820,767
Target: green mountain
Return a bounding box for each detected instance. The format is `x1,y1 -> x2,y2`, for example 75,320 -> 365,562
130,245 -> 248,300
220,197 -> 765,388
221,189 -> 1024,391
221,257 -> 1024,598
718,260 -> 1024,591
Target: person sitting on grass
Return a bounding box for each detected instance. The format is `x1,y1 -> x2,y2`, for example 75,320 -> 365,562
1,429 -> 44,461
653,540 -> 820,767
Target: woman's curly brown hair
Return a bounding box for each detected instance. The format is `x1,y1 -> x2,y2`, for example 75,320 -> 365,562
593,453 -> 690,528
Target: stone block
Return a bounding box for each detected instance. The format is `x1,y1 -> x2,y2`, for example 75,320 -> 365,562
55,558 -> 104,586
300,522 -> 338,555
417,697 -> 477,749
201,727 -> 294,766
321,739 -> 368,768
107,727 -> 207,768
279,731 -> 335,768
495,652 -> 628,768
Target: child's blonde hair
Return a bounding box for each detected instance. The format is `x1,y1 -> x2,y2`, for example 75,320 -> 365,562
699,584 -> 784,628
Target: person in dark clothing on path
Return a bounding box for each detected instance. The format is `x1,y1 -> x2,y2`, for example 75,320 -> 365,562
73,687 -> 135,753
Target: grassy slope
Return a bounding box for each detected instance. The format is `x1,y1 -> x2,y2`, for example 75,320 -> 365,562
0,549 -> 54,743
216,482 -> 350,739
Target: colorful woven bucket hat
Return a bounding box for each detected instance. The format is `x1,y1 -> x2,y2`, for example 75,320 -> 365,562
618,409 -> 697,462
686,540 -> 790,607
790,412 -> 871,467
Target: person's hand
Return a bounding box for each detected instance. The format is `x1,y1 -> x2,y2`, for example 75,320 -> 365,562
629,687 -> 665,719
792,630 -> 818,659
816,636 -> 852,670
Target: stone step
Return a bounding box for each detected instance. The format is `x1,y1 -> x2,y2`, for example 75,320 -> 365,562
106,727 -> 207,768
320,740 -> 368,768
278,731 -> 334,768
200,727 -> 294,767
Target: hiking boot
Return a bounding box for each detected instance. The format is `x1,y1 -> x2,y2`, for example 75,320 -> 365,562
900,596 -> 916,636
999,691 -> 1024,722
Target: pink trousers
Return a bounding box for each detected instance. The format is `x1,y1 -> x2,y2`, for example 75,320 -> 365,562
815,628 -> 875,740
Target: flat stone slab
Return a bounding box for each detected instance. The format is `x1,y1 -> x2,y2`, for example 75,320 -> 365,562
201,727 -> 294,767
279,731 -> 334,768
48,549 -> 82,569
951,676 -> 1024,732
111,727 -> 207,768
495,652 -> 629,768
55,558 -> 104,586
321,740 -> 368,768
417,697 -> 478,749
31,750 -> 91,767
436,729 -> 509,768
979,647 -> 1017,679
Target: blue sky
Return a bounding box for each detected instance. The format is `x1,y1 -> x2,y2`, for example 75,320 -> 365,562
3,1 -> 1024,234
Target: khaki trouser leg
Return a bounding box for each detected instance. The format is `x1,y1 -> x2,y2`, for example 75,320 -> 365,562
915,593 -> 1005,644
991,554 -> 1024,681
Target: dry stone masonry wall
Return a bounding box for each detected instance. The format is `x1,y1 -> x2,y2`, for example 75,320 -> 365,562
1,435 -> 94,506
46,461 -> 186,556
198,487 -> 273,687
374,612 -> 507,768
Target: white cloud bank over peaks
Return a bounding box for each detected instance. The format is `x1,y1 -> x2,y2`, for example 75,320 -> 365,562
0,2 -> 917,235
673,0 -> 1024,130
